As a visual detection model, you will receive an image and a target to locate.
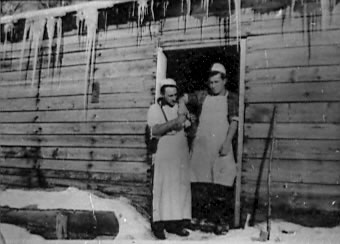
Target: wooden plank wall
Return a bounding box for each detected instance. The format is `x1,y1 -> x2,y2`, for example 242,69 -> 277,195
160,5 -> 340,224
0,23 -> 157,214
243,8 -> 340,220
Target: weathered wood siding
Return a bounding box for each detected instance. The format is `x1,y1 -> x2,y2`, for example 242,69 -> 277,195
0,24 -> 157,214
244,14 -> 340,220
1,1 -> 340,224
160,4 -> 340,223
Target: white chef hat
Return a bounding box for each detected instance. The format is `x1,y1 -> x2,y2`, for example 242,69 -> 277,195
210,63 -> 226,75
159,78 -> 177,94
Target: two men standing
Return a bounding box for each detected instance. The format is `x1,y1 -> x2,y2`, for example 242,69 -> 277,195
147,63 -> 238,239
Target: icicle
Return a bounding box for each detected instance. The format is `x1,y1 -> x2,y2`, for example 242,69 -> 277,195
186,0 -> 191,15
31,18 -> 47,87
151,0 -> 155,21
138,0 -> 148,25
228,0 -> 231,20
46,17 -> 56,77
202,0 -> 210,16
54,17 -> 62,85
2,22 -> 13,61
234,0 -> 241,50
80,7 -> 98,120
163,0 -> 169,17
19,20 -> 31,73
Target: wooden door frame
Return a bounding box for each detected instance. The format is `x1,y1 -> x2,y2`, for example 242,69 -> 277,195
234,38 -> 246,227
158,39 -> 247,227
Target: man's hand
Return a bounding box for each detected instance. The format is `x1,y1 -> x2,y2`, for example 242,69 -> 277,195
219,140 -> 232,156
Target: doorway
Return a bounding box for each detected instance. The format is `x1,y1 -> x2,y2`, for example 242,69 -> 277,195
156,43 -> 245,228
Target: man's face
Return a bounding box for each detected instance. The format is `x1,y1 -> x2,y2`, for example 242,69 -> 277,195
209,73 -> 226,96
163,87 -> 178,107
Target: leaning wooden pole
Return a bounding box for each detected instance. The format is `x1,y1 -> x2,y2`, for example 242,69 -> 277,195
266,106 -> 277,240
234,38 -> 246,227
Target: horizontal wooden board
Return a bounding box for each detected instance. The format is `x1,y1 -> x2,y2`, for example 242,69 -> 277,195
245,102 -> 340,123
245,123 -> 340,140
0,175 -> 150,196
245,81 -> 340,103
0,134 -> 146,148
0,158 -> 150,174
246,65 -> 340,84
162,10 -> 340,34
0,166 -> 148,183
0,108 -> 149,123
243,139 -> 340,161
242,181 -> 340,212
242,159 -> 340,185
1,44 -> 155,73
0,121 -> 146,135
244,12 -> 340,36
0,22 -> 157,54
0,93 -> 153,111
0,75 -> 155,99
247,29 -> 340,51
247,45 -> 340,70
0,146 -> 147,162
0,59 -> 155,83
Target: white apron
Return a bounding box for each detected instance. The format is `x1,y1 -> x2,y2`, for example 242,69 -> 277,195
149,104 -> 191,222
190,94 -> 237,186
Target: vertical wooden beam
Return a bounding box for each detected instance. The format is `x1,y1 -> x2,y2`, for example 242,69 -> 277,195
234,38 -> 246,228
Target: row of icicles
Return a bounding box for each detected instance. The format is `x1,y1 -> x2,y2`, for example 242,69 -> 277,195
0,0 -> 242,119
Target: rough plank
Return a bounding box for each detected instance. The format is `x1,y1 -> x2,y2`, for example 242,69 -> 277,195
245,102 -> 340,123
0,158 -> 149,174
0,175 -> 150,196
242,159 -> 340,185
247,29 -> 340,51
1,44 -> 155,73
245,123 -> 340,140
242,181 -> 340,212
0,167 -> 148,183
0,121 -> 146,135
0,59 -> 155,82
246,81 -> 340,103
243,139 -> 340,161
0,146 -> 147,162
0,134 -> 146,148
0,108 -> 149,123
246,65 -> 340,84
0,75 -> 155,98
247,44 -> 340,70
0,93 -> 153,111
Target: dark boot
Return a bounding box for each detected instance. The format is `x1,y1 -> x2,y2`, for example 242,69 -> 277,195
151,221 -> 166,240
165,220 -> 190,237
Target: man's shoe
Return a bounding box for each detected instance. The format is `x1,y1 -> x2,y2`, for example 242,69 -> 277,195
166,227 -> 190,237
151,222 -> 166,240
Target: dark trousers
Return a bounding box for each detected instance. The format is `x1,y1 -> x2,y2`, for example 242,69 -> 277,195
191,182 -> 234,224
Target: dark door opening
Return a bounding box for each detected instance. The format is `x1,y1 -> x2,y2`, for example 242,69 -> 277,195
165,45 -> 240,95
162,45 -> 241,229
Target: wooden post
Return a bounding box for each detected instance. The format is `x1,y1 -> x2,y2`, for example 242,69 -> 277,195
234,38 -> 246,228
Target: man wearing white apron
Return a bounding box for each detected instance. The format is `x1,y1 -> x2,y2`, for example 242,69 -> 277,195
147,78 -> 192,239
181,63 -> 238,233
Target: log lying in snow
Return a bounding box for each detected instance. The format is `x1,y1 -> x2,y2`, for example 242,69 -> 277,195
0,206 -> 119,240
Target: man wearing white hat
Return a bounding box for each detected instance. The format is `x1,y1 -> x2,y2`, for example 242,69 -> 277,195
147,78 -> 192,239
180,63 -> 238,233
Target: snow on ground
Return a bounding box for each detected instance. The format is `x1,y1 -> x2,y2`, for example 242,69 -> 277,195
0,187 -> 339,244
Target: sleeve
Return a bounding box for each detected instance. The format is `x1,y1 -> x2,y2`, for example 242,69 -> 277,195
147,104 -> 162,127
228,91 -> 239,122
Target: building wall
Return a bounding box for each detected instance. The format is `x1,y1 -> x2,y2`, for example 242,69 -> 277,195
0,1 -> 339,224
0,23 -> 157,214
159,3 -> 340,225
